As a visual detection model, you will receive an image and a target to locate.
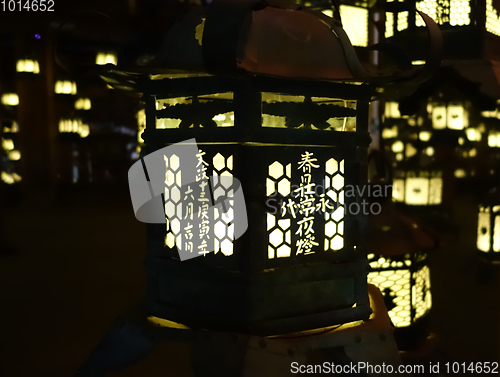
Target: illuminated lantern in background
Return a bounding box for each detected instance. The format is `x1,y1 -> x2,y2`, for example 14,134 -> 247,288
96,52 -> 118,66
297,0 -> 370,48
367,205 -> 436,349
0,120 -> 21,185
477,188 -> 500,264
393,157 -> 443,207
16,59 -> 40,74
54,80 -> 77,95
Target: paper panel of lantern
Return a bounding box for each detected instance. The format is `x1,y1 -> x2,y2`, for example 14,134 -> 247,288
477,204 -> 500,263
1,120 -> 21,184
367,252 -> 432,329
141,75 -> 373,335
393,168 -> 443,206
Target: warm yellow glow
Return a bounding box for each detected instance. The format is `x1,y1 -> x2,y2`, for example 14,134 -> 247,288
425,146 -> 434,156
448,104 -> 468,130
488,131 -> 500,147
391,140 -> 404,153
338,5 -> 369,47
416,0 -> 437,27
450,0 -> 471,26
137,109 -> 146,143
412,60 -> 426,65
385,12 -> 394,38
431,103 -> 468,130
78,124 -> 90,138
8,150 -> 20,161
3,122 -> 19,133
487,0 -> 500,36
75,98 -> 91,110
469,148 -> 477,157
419,131 -> 432,142
55,81 -> 77,95
147,316 -> 189,329
397,11 -> 408,31
385,102 -> 400,118
405,143 -> 417,158
466,128 -> 482,141
1,171 -> 21,184
394,172 -> 442,205
16,59 -> 39,74
96,52 -> 118,65
2,138 -> 14,151
454,169 -> 466,178
1,93 -> 19,106
382,125 -> 398,139
478,206 -> 491,252
458,137 -> 465,145
368,269 -> 412,327
395,153 -> 404,161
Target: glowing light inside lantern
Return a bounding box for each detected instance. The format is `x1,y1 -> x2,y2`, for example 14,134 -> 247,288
488,131 -> 500,147
431,103 -> 468,130
96,52 -> 118,66
58,119 -> 89,138
382,126 -> 398,139
454,169 -> 466,178
466,128 -> 482,141
2,139 -> 14,151
1,171 -> 21,184
385,12 -> 394,38
419,131 -> 432,142
478,205 -> 500,253
391,141 -> 404,153
337,5 -> 369,47
1,93 -> 19,106
55,81 -> 77,95
487,0 -> 500,36
16,59 -> 40,74
137,109 -> 146,144
368,255 -> 432,328
75,98 -> 91,110
7,150 -> 20,161
393,170 -> 442,206
267,153 -> 343,259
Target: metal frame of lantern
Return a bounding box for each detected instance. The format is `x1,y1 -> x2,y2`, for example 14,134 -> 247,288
477,188 -> 500,264
139,74 -> 373,335
367,250 -> 432,349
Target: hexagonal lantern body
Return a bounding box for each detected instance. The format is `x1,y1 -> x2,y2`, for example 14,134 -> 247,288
477,188 -> 500,264
367,251 -> 432,349
140,74 -> 373,335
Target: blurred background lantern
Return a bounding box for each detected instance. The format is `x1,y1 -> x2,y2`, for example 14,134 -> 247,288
392,155 -> 443,208
367,204 -> 437,350
477,187 -> 500,264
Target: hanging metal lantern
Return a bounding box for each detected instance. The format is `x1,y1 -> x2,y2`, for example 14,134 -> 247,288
367,204 -> 436,349
95,0 -> 441,336
477,188 -> 500,264
140,76 -> 373,335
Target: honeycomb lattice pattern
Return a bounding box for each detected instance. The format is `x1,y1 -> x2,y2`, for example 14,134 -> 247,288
324,158 -> 344,251
368,254 -> 432,328
268,161 -> 292,259
413,265 -> 432,320
487,0 -> 500,35
385,12 -> 394,38
212,153 -> 234,256
164,154 -> 183,250
368,268 -> 412,327
164,151 -> 235,256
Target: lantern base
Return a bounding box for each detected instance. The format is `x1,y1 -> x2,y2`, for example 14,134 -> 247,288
75,285 -> 401,377
144,257 -> 372,336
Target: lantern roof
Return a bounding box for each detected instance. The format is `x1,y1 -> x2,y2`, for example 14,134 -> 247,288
95,0 -> 442,98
